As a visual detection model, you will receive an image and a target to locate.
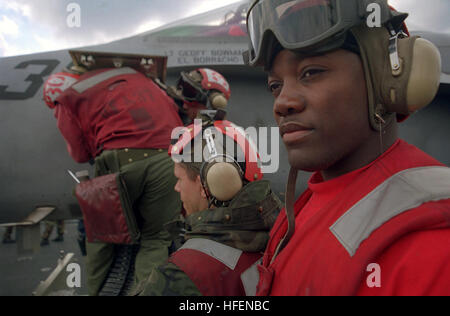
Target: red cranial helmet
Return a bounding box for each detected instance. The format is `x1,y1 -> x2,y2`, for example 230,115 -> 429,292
177,68 -> 231,110
43,71 -> 80,109
169,119 -> 262,205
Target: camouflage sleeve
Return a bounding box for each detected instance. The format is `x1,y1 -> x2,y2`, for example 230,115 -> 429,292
135,262 -> 202,296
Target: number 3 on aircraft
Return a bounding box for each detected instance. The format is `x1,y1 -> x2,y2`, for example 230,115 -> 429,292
0,60 -> 59,100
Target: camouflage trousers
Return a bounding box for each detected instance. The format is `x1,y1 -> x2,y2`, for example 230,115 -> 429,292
86,149 -> 181,296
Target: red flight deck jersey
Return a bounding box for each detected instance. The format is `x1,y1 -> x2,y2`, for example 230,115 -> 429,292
169,238 -> 262,296
54,68 -> 183,163
257,140 -> 450,296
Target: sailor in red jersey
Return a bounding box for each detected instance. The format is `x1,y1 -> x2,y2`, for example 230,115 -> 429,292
43,64 -> 232,296
53,68 -> 183,162
244,0 -> 450,295
135,120 -> 281,296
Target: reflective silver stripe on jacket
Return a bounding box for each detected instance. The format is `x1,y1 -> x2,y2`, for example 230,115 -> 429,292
330,166 -> 450,257
72,67 -> 137,94
181,238 -> 261,296
240,258 -> 262,296
180,238 -> 242,270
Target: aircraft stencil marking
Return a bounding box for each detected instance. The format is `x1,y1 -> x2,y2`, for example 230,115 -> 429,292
0,60 -> 60,100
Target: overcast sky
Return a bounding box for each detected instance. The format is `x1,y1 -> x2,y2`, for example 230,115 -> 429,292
0,0 -> 449,58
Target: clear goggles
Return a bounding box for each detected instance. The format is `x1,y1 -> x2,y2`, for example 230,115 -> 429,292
245,0 -> 393,67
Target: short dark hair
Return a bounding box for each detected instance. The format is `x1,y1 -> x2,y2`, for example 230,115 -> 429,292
178,162 -> 200,181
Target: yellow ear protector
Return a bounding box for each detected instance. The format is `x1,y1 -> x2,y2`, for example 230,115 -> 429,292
199,128 -> 244,205
402,37 -> 442,111
350,24 -> 442,130
209,91 -> 228,110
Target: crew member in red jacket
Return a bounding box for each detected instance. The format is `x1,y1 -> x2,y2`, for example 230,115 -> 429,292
244,0 -> 450,295
43,65 -> 231,295
45,67 -> 184,295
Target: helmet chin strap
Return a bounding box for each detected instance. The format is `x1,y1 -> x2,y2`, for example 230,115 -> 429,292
375,112 -> 387,156
200,177 -> 215,208
270,167 -> 298,265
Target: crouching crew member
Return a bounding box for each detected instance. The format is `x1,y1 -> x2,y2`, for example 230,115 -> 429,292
135,120 -> 282,296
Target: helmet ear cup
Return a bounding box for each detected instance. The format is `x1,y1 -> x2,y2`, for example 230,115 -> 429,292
405,38 -> 441,112
350,26 -> 442,129
202,160 -> 243,202
209,92 -> 228,110
382,36 -> 442,115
